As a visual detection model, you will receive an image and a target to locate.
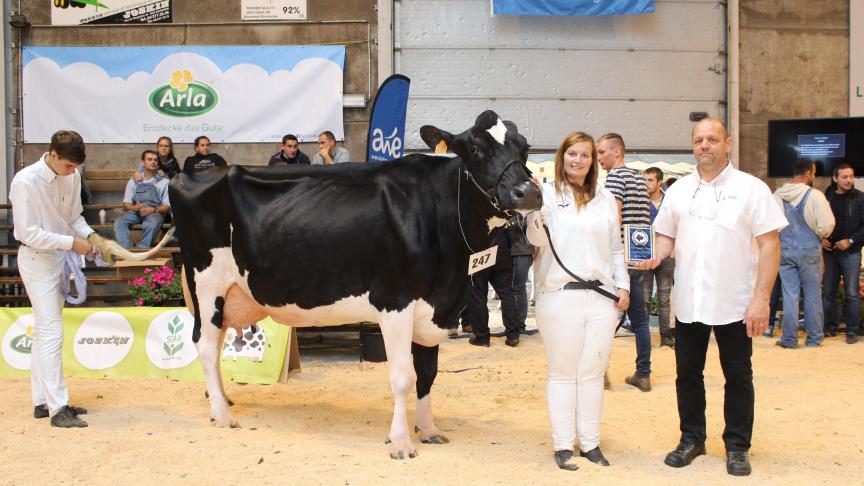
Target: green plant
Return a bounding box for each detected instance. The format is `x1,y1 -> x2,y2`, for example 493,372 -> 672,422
128,265 -> 182,306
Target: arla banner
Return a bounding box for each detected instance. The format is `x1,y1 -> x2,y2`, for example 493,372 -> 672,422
491,0 -> 655,16
52,0 -> 172,25
366,75 -> 411,163
23,45 -> 345,143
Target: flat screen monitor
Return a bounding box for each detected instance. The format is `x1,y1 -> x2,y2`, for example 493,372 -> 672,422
767,117 -> 864,177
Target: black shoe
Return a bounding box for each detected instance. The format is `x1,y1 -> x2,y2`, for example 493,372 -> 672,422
660,335 -> 675,348
505,335 -> 519,347
825,328 -> 838,337
35,404 -> 87,419
664,442 -> 705,468
554,450 -> 580,471
520,328 -> 540,336
468,336 -> 490,347
726,451 -> 751,476
846,335 -> 859,344
580,447 -> 610,466
50,406 -> 88,428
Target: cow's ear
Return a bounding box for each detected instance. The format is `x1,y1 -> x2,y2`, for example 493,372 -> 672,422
420,125 -> 454,152
503,120 -> 519,134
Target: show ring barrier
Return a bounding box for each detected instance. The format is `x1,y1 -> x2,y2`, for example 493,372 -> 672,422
0,307 -> 299,384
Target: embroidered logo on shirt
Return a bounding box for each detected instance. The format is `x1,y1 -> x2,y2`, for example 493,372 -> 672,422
557,201 -> 570,209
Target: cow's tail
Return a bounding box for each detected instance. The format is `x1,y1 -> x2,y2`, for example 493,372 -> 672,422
88,227 -> 176,264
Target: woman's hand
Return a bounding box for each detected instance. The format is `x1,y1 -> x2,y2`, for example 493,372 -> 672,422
615,289 -> 630,311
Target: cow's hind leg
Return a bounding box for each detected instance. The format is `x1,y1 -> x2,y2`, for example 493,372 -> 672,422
412,343 -> 449,444
379,311 -> 419,459
197,296 -> 239,428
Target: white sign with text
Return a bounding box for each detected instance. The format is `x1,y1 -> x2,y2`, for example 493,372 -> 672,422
242,0 -> 307,20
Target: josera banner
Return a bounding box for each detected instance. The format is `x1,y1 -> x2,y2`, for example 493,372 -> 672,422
491,0 -> 655,16
52,0 -> 172,25
23,45 -> 345,143
366,75 -> 410,163
0,307 -> 290,385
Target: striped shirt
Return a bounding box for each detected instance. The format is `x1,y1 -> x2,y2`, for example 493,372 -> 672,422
604,166 -> 651,227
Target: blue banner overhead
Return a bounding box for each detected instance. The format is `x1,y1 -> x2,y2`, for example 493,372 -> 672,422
492,0 -> 655,16
366,74 -> 411,163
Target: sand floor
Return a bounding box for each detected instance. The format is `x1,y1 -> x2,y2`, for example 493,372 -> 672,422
1,315 -> 863,486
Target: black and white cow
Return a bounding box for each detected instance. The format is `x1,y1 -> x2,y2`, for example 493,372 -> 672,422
170,110 -> 542,459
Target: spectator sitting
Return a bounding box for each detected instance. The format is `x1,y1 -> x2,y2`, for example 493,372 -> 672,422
115,150 -> 170,248
182,135 -> 228,174
312,131 -> 350,165
155,136 -> 181,178
268,134 -> 311,166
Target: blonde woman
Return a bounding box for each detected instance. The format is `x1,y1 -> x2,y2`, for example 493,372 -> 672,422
526,132 -> 630,470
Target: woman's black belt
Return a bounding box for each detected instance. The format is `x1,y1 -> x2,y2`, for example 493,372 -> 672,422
564,280 -> 603,290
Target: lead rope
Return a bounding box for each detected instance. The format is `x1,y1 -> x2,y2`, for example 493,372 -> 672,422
541,223 -> 620,303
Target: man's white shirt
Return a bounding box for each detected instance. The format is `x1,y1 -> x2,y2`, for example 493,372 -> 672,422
653,163 -> 787,325
9,153 -> 93,251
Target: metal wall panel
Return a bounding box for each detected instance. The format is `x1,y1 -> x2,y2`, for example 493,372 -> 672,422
397,0 -> 727,151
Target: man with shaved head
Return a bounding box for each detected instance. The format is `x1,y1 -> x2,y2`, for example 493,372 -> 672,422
638,117 -> 787,476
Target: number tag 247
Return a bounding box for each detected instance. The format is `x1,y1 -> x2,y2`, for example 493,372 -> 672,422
468,246 -> 497,275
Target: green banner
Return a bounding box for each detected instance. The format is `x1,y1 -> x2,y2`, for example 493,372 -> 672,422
0,307 -> 290,385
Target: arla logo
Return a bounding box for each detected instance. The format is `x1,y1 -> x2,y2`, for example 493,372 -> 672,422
2,314 -> 36,371
146,310 -> 197,370
149,70 -> 219,118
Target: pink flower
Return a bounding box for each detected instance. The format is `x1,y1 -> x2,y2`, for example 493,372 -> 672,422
136,298 -> 144,306
131,277 -> 147,287
144,268 -> 152,274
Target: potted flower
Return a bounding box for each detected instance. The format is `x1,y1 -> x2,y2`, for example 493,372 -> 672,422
128,265 -> 183,306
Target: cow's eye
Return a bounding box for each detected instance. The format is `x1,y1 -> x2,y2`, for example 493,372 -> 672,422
471,147 -> 481,158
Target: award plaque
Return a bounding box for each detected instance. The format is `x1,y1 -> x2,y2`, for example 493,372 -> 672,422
624,224 -> 654,263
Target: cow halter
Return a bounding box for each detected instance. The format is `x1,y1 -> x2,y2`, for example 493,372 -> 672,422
456,159 -> 526,253
461,159 -> 527,217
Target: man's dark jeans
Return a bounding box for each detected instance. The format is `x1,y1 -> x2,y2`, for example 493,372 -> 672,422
823,250 -> 861,337
627,268 -> 651,377
512,255 -> 532,331
675,320 -> 753,452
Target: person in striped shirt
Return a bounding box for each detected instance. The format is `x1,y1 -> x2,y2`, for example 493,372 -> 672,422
598,133 -> 652,392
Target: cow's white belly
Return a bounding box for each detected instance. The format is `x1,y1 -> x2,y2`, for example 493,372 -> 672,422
199,247 -> 448,346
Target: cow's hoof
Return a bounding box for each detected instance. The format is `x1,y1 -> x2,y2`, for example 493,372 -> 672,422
211,416 -> 240,428
420,434 -> 450,445
414,426 -> 450,444
385,439 -> 418,459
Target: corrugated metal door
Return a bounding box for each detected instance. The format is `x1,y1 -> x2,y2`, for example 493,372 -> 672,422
396,0 -> 726,151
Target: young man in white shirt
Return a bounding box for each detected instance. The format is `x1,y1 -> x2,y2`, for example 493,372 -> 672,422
639,118 -> 787,476
9,130 -> 96,428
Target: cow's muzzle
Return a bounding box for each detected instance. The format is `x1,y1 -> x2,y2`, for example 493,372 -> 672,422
509,180 -> 542,211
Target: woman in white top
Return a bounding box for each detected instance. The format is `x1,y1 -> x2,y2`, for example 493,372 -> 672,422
526,131 -> 630,470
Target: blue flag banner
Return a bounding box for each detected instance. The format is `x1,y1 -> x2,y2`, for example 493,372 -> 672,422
367,74 -> 411,163
492,0 -> 655,16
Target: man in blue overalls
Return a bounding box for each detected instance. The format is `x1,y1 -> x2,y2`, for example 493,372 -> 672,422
114,150 -> 170,248
773,159 -> 835,348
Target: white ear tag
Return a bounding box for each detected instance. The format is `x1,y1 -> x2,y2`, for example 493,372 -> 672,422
468,246 -> 497,275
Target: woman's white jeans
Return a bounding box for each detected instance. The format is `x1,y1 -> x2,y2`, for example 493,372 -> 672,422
536,288 -> 617,452
17,245 -> 68,417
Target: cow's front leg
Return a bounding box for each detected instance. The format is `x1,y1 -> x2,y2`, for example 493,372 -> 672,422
379,313 -> 418,459
412,343 -> 449,444
197,296 -> 238,428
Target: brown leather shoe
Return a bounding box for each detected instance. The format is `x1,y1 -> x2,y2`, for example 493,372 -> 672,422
624,374 -> 651,392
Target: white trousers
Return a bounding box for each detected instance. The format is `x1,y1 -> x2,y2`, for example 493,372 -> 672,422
535,288 -> 617,452
17,246 -> 68,417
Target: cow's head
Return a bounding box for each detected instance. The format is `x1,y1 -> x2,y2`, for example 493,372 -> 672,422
420,110 -> 542,215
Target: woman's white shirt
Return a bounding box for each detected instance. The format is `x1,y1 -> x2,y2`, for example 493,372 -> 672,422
526,182 -> 629,294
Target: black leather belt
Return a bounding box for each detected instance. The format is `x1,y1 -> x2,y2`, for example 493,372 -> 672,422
564,280 -> 603,290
